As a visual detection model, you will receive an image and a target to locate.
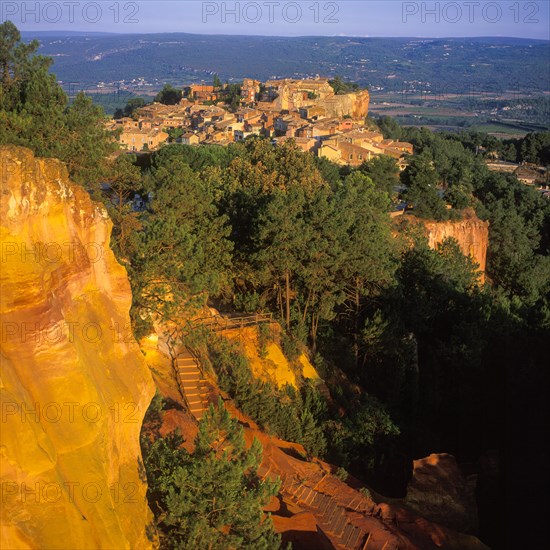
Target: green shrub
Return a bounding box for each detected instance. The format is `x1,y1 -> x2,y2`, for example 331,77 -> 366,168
206,335 -> 328,458
335,467 -> 349,481
281,332 -> 301,362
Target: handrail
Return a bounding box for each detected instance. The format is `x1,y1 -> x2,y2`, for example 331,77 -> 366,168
192,312 -> 274,332
165,312 -> 276,382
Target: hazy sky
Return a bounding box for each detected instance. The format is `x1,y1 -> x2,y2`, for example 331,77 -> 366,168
4,1 -> 550,39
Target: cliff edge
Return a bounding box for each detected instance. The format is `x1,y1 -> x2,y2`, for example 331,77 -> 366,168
394,208 -> 489,281
0,146 -> 155,549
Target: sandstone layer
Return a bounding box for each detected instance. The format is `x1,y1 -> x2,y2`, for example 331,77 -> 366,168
394,208 -> 489,281
0,146 -> 155,549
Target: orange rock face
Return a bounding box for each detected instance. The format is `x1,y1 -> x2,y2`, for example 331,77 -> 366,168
395,209 -> 489,281
0,147 -> 155,549
405,454 -> 479,533
320,89 -> 370,119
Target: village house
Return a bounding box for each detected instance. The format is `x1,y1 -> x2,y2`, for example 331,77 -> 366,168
295,124 -> 314,139
274,112 -> 303,136
338,118 -> 354,132
119,127 -> 169,151
379,139 -> 414,155
234,129 -> 256,142
318,143 -> 342,163
244,119 -> 264,137
310,120 -> 341,140
180,132 -> 200,145
236,107 -> 262,123
360,141 -> 385,155
139,119 -> 154,130
188,84 -> 218,102
276,136 -> 318,153
338,142 -> 371,165
255,101 -> 280,113
299,105 -> 327,121
137,102 -> 177,120
241,78 -> 261,103
212,119 -> 237,139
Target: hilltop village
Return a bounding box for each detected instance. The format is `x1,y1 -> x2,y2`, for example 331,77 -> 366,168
107,77 -> 414,167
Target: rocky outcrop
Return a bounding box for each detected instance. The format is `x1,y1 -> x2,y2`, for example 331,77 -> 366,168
322,90 -> 370,119
394,208 -> 489,281
0,146 -> 155,549
266,78 -> 370,119
224,324 -> 322,389
405,454 -> 479,534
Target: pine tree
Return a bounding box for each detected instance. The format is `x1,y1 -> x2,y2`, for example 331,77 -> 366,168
143,399 -> 281,550
105,154 -> 142,256
128,157 -> 233,321
402,152 -> 448,220
0,22 -> 116,188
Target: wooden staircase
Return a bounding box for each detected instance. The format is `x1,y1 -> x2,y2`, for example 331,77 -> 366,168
282,477 -> 370,550
174,347 -> 208,421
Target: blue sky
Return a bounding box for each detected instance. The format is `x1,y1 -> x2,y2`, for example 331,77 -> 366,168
4,1 -> 550,39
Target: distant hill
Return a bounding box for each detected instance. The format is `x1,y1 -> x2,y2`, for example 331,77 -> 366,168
25,32 -> 550,95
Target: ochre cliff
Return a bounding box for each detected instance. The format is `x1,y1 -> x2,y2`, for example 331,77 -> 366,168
394,208 -> 489,281
223,324 -> 322,389
405,454 -> 478,534
0,146 -> 155,549
266,78 -> 370,118
322,90 -> 371,119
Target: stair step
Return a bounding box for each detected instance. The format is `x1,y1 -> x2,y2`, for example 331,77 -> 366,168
304,488 -> 316,505
333,513 -> 347,536
341,524 -> 354,547
348,528 -> 363,549
326,503 -> 338,523
299,486 -> 312,503
328,509 -> 343,533
318,495 -> 330,513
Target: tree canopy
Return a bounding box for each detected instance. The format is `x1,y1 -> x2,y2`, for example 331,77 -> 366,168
0,21 -> 116,187
142,399 -> 281,550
